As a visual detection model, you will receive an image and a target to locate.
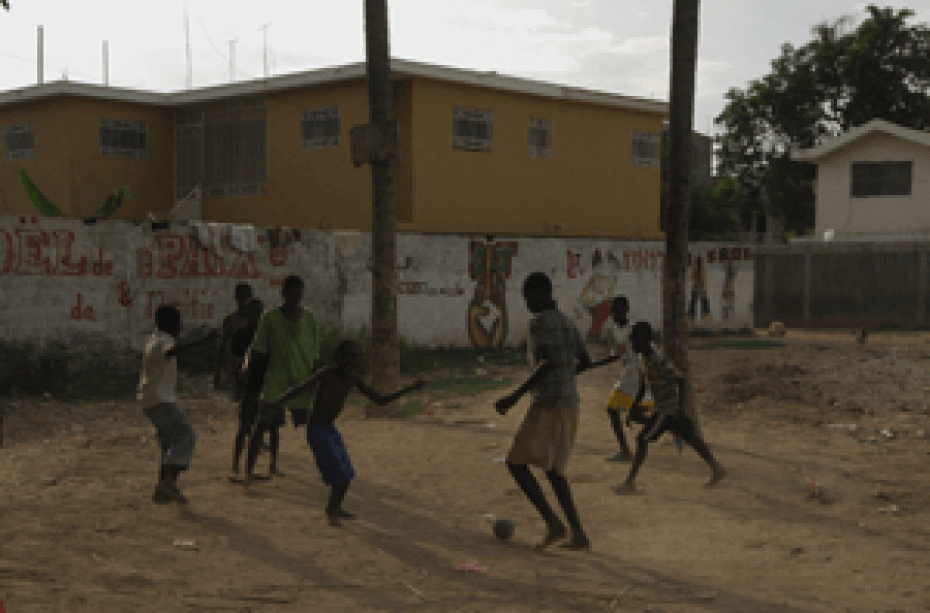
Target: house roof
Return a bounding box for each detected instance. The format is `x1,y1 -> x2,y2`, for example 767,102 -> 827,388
0,58 -> 668,115
793,118 -> 930,161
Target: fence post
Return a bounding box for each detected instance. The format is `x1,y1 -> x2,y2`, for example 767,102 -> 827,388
918,247 -> 927,327
803,249 -> 812,328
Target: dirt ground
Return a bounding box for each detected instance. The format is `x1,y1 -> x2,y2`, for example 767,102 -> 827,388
1,331 -> 929,612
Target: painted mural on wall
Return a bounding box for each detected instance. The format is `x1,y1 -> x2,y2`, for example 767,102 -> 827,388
467,240 -> 519,348
0,215 -> 755,350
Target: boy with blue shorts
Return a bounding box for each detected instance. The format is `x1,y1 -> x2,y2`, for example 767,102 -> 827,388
266,340 -> 424,525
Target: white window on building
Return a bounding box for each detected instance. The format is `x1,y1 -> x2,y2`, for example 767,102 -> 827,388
528,118 -> 551,158
100,119 -> 147,159
302,107 -> 340,149
850,161 -> 913,197
3,122 -> 34,160
453,107 -> 493,152
632,130 -> 660,167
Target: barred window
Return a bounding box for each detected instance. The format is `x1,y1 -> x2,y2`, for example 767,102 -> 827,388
204,102 -> 266,197
851,161 -> 912,197
302,107 -> 340,149
453,107 -> 492,152
100,119 -> 147,159
528,118 -> 551,158
632,130 -> 659,167
3,122 -> 34,160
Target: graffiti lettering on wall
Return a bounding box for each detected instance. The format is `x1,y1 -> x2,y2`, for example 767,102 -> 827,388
146,289 -> 217,320
398,281 -> 466,297
136,234 -> 269,279
0,229 -> 115,276
468,240 -> 518,348
71,293 -> 95,321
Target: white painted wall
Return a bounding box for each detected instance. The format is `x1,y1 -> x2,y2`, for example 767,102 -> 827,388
0,215 -> 755,352
815,132 -> 930,238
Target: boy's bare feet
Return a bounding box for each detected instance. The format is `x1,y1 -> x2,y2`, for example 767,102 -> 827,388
612,482 -> 637,495
706,467 -> 727,487
559,532 -> 591,551
242,474 -> 271,485
326,508 -> 356,526
534,523 -> 568,550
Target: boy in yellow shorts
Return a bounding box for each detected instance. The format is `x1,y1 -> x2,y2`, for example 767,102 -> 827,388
604,296 -> 654,461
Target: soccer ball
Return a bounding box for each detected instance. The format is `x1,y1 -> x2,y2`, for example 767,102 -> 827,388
492,518 -> 515,541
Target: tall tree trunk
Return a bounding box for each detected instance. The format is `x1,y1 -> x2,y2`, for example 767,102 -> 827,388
665,0 -> 700,425
364,0 -> 399,416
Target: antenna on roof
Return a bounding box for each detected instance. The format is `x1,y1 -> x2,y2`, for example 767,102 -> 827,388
259,22 -> 271,78
37,25 -> 43,84
103,40 -> 109,86
184,1 -> 192,88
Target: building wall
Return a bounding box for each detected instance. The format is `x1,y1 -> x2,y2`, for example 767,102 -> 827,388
0,97 -> 174,220
408,78 -> 665,238
815,133 -> 930,238
0,215 -> 753,352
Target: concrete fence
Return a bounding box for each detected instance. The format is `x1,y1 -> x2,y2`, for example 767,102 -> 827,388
754,241 -> 930,329
0,215 -> 755,352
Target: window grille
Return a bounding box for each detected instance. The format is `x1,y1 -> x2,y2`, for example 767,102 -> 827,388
302,107 -> 340,149
528,118 -> 551,158
632,130 -> 659,167
3,122 -> 34,160
100,119 -> 147,159
453,107 -> 493,152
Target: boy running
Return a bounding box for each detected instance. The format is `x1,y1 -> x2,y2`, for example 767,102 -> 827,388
603,296 -> 654,461
614,322 -> 726,494
495,272 -> 593,551
265,340 -> 424,524
213,283 -> 253,392
230,298 -> 264,477
243,275 -> 320,482
138,306 -> 218,504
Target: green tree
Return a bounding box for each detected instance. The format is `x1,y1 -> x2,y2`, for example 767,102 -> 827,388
716,5 -> 930,234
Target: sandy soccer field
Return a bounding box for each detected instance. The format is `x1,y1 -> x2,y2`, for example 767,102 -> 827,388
1,331 -> 929,612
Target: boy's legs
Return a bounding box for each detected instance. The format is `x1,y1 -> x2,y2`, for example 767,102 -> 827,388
506,461 -> 566,548
544,469 -> 589,550
615,414 -> 663,494
605,407 -> 632,460
232,393 -> 258,474
244,419 -> 272,481
268,424 -> 281,475
679,425 -> 726,485
144,403 -> 196,503
326,482 -> 355,524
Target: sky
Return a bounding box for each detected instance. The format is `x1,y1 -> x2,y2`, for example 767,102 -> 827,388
1,1 -> 929,135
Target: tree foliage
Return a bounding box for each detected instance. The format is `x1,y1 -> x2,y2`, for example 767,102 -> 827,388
715,5 -> 930,233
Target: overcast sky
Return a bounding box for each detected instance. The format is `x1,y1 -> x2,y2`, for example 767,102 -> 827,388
1,1 -> 928,134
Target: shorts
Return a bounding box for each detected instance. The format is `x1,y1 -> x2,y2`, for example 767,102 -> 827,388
606,390 -> 655,412
640,412 -> 695,442
143,402 -> 197,469
308,425 -> 355,485
507,403 -> 579,473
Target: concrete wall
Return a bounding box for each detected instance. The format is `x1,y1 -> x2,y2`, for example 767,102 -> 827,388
755,242 -> 930,329
815,132 -> 930,238
0,215 -> 754,351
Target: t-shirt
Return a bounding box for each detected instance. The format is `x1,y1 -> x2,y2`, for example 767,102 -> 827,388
251,307 -> 321,411
605,322 -> 640,397
643,343 -> 683,416
528,307 -> 586,408
137,330 -> 177,406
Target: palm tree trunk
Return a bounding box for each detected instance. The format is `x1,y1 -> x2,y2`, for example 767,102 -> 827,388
665,0 -> 701,426
364,0 -> 400,416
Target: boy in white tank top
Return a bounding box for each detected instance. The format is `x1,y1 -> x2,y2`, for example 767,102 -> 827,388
604,296 -> 654,461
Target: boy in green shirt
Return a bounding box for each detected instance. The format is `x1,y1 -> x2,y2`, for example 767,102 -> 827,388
243,275 -> 320,482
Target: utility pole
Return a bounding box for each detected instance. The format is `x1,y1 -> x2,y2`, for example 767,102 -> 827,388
361,0 -> 399,417
184,2 -> 192,88
37,25 -> 43,84
228,38 -> 237,81
259,23 -> 271,78
102,40 -> 109,86
664,0 -> 701,425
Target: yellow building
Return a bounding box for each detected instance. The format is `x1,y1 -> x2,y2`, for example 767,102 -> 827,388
0,59 -> 667,238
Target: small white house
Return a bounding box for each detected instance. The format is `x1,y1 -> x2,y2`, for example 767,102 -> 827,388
792,119 -> 930,240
